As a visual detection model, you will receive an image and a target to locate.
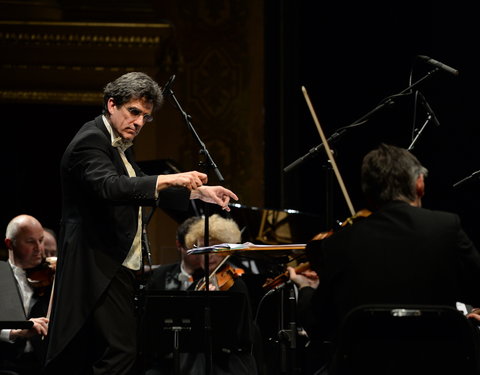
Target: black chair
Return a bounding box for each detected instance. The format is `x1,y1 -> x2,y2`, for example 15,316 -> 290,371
330,304 -> 480,375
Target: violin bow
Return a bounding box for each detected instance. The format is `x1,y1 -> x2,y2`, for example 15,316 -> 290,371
301,86 -> 356,216
42,273 -> 56,340
46,279 -> 55,320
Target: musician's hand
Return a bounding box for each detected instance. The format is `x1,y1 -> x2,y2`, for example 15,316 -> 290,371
287,267 -> 319,289
190,186 -> 238,212
467,308 -> 480,322
10,317 -> 49,340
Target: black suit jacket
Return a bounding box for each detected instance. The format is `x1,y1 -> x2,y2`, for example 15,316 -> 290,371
148,262 -> 181,290
303,200 -> 480,346
45,115 -> 191,366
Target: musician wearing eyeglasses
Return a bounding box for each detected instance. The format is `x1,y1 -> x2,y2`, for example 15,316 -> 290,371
44,72 -> 238,375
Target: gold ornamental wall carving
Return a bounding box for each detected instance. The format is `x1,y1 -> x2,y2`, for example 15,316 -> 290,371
0,21 -> 173,104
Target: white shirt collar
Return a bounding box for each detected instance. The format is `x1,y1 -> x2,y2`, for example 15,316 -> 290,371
102,115 -> 133,152
180,261 -> 193,279
8,258 -> 25,277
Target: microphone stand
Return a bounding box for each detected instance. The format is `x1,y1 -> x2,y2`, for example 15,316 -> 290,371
137,206 -> 156,374
407,116 -> 431,151
283,68 -> 443,228
284,67 -> 443,174
283,129 -> 346,174
407,91 -> 440,151
453,170 -> 480,188
165,83 -> 225,375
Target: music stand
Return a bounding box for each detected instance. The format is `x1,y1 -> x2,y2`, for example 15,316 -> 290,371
0,262 -> 33,330
141,290 -> 252,375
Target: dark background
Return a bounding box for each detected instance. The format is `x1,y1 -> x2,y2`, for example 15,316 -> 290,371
265,1 -> 480,245
2,1 -> 480,248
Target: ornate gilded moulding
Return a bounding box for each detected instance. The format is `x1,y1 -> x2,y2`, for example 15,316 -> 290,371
0,21 -> 173,104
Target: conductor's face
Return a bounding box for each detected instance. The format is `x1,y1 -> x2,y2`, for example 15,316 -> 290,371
107,97 -> 154,141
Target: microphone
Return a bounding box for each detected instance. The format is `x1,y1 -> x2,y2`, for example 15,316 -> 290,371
161,74 -> 176,96
417,91 -> 440,127
417,55 -> 459,76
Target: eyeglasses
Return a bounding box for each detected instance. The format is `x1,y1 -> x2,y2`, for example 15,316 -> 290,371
126,106 -> 153,123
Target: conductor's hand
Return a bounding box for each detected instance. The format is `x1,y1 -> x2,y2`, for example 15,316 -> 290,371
190,186 -> 238,212
156,171 -> 208,191
287,266 -> 320,289
10,317 -> 49,341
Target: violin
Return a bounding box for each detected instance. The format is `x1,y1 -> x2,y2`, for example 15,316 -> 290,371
262,209 -> 372,290
25,256 -> 57,297
212,263 -> 245,291
262,261 -> 310,290
195,255 -> 245,291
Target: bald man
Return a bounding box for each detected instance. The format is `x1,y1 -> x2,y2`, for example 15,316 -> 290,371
0,214 -> 50,374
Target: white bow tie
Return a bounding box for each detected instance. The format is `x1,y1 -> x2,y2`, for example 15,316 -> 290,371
112,137 -> 133,152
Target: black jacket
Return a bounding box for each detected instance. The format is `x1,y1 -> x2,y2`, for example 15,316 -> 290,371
302,200 -> 480,346
45,115 -> 191,367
